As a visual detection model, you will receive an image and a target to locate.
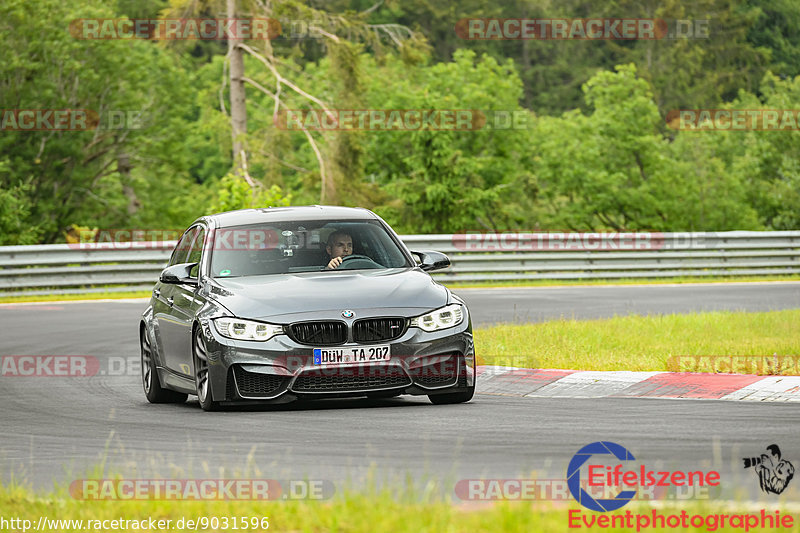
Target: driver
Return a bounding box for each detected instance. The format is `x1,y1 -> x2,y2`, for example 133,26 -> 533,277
325,230 -> 353,269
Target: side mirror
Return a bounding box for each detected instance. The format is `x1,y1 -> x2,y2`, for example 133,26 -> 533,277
411,250 -> 451,272
159,262 -> 198,285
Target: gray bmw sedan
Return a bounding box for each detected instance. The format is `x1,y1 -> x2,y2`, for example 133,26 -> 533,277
140,206 -> 475,411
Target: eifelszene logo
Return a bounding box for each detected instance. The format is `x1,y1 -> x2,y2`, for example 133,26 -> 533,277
567,441 -> 721,512
567,441 -> 637,512
743,444 -> 795,495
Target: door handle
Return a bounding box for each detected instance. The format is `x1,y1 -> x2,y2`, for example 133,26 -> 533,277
166,297 -> 174,306
153,289 -> 160,298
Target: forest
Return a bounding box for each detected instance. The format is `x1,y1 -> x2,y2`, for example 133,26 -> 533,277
2,0 -> 800,244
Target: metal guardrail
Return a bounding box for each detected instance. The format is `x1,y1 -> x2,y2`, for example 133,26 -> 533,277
0,231 -> 798,295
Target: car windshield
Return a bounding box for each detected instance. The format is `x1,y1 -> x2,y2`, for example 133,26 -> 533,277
209,219 -> 411,278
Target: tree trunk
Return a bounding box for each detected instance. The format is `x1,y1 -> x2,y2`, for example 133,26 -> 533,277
118,153 -> 141,215
228,0 -> 247,175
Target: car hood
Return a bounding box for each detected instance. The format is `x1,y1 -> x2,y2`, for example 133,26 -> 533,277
208,268 -> 449,322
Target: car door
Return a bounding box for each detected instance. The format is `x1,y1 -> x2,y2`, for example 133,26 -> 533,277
154,226 -> 199,376
166,226 -> 207,377
152,227 -> 196,365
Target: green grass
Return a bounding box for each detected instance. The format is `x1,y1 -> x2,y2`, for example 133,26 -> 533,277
0,291 -> 150,304
474,310 -> 800,372
448,274 -> 800,289
2,482 -> 798,533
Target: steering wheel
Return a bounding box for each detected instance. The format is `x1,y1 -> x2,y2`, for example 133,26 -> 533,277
337,254 -> 381,270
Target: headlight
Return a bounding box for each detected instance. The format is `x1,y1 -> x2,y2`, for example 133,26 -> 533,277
213,317 -> 284,341
410,304 -> 464,332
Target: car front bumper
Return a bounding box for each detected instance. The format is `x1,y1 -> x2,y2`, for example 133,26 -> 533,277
198,316 -> 475,404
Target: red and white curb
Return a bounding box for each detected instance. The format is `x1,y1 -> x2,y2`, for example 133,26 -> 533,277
476,366 -> 800,402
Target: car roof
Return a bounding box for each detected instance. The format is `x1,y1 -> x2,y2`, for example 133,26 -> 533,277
198,205 -> 378,229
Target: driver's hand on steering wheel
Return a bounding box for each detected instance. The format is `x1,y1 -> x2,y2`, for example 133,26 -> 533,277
326,256 -> 345,269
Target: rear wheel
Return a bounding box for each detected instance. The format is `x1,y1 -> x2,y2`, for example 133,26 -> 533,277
141,327 -> 187,404
193,327 -> 220,411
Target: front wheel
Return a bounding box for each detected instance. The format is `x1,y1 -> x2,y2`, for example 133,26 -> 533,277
428,357 -> 475,405
193,327 -> 221,411
428,383 -> 475,405
141,327 -> 187,404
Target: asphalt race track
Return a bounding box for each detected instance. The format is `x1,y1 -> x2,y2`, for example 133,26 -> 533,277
1,282 -> 799,499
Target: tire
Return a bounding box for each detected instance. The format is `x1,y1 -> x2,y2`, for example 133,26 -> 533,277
428,357 -> 475,405
193,326 -> 221,412
141,327 -> 187,404
428,384 -> 475,405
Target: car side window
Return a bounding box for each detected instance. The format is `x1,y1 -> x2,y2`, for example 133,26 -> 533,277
168,227 -> 198,267
187,228 -> 206,278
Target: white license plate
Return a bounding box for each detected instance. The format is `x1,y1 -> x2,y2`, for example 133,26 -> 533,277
313,345 -> 391,366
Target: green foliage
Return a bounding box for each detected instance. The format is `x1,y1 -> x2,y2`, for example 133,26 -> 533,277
366,50 -> 532,232
745,0 -> 800,79
326,41 -> 368,205
706,72 -> 800,229
114,0 -> 168,19
297,49 -> 535,233
209,173 -> 291,213
348,0 -> 773,116
531,64 -> 762,230
2,0 -> 800,245
0,159 -> 41,245
0,0 -> 208,239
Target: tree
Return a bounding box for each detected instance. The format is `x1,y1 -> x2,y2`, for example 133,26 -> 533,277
356,50 -> 534,232
165,0 -> 426,205
530,64 -> 761,230
0,0 -> 200,241
227,0 -> 249,178
707,72 -> 800,229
